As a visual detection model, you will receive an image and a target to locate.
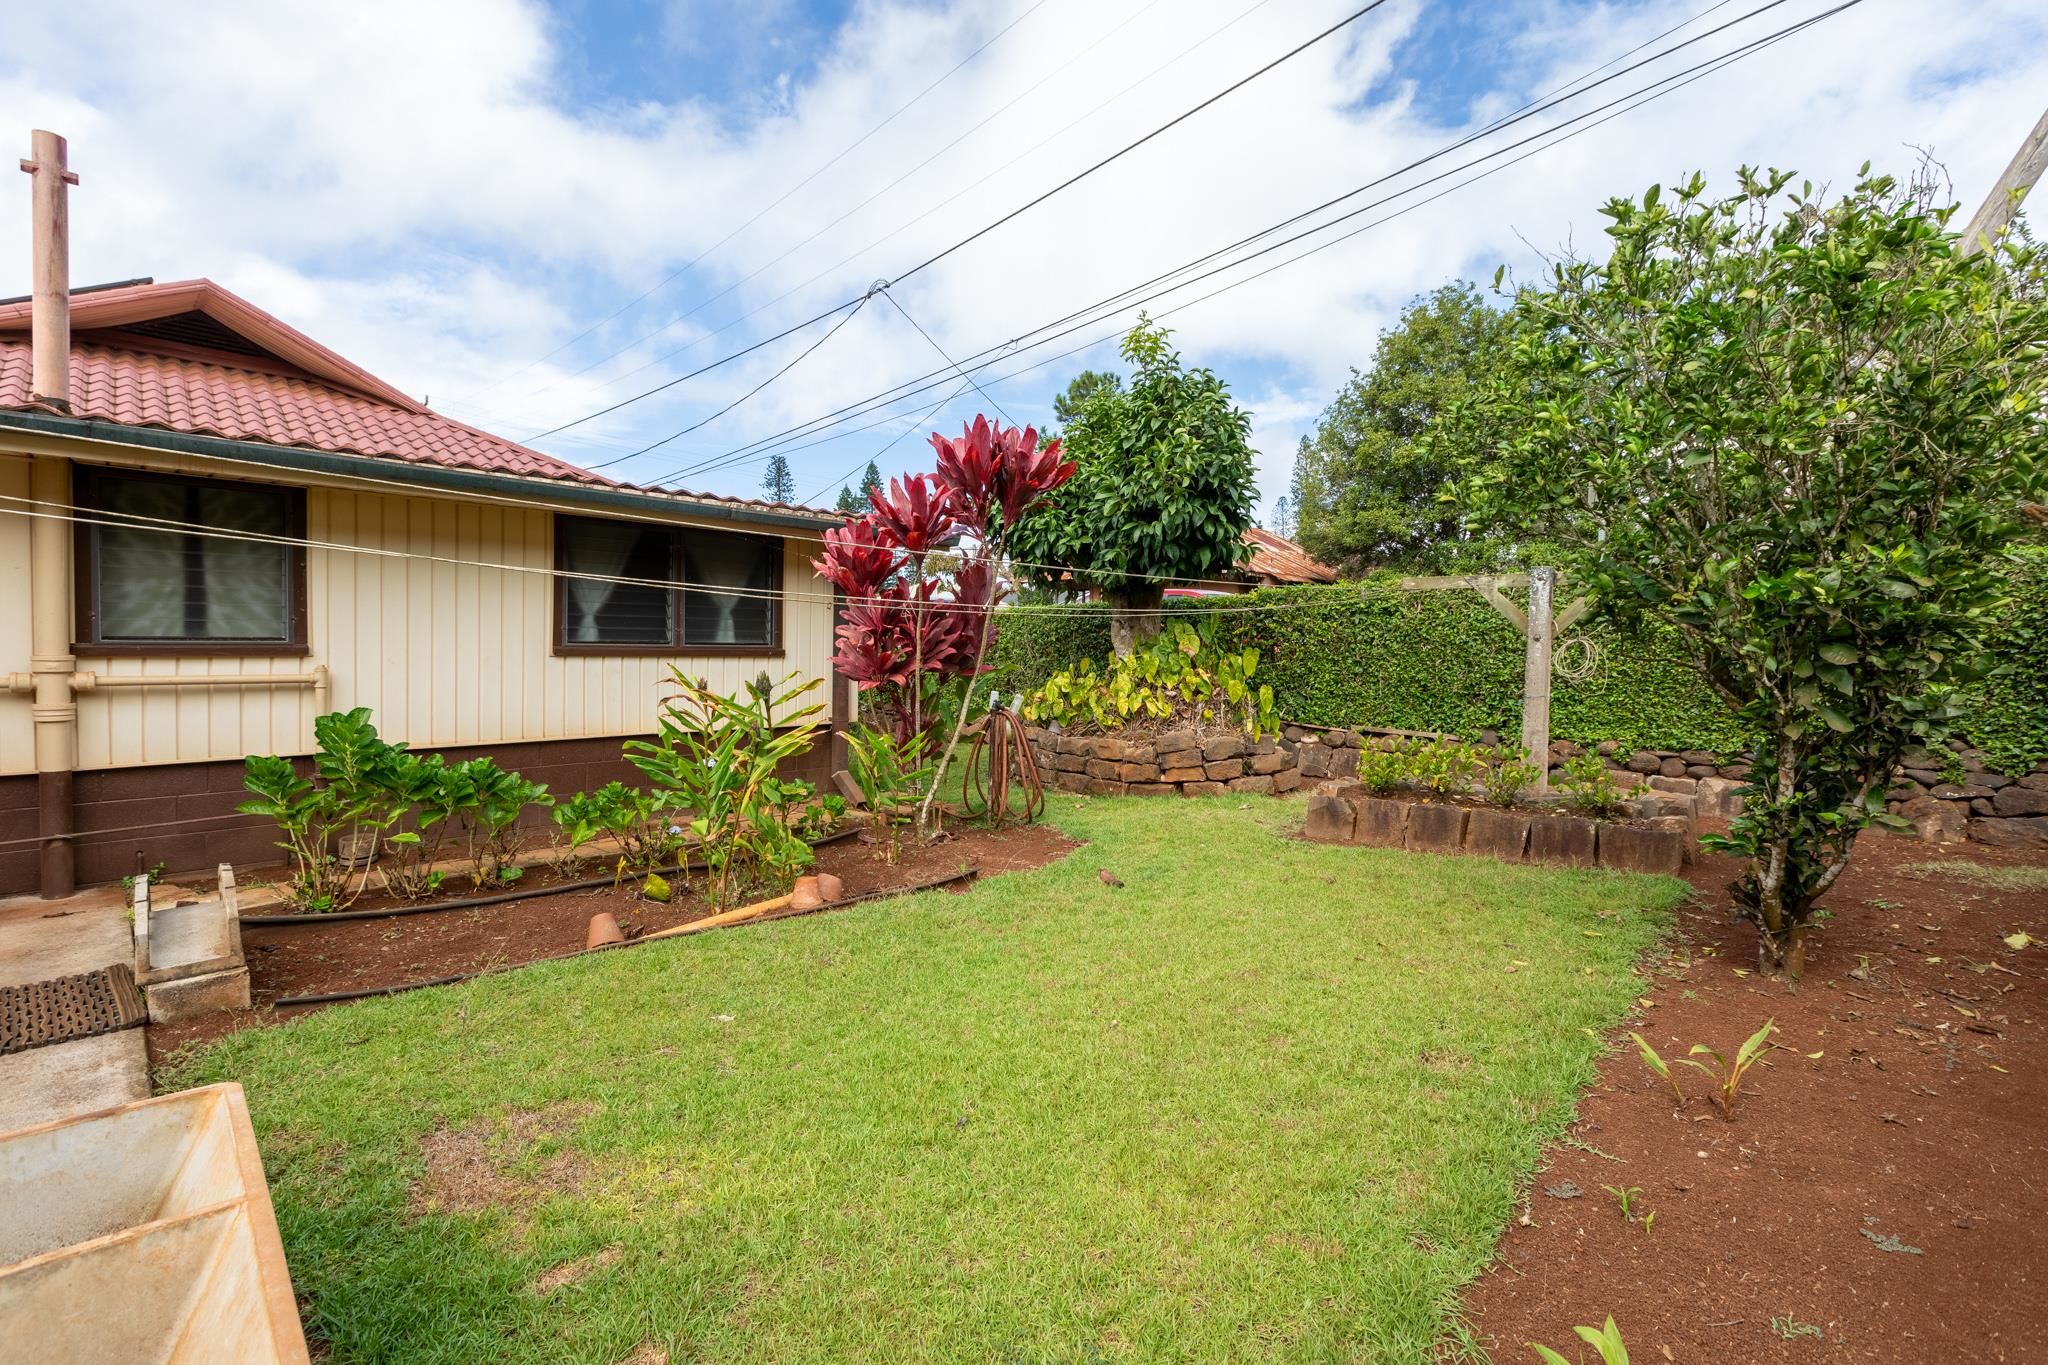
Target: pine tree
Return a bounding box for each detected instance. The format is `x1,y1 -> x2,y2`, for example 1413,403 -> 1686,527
834,485 -> 862,514
762,454 -> 796,504
857,460 -> 884,502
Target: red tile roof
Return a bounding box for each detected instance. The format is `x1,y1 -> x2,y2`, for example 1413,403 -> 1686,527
0,278 -> 842,521
1243,527 -> 1338,584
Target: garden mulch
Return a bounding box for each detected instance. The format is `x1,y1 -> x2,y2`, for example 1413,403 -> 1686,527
1462,827 -> 2048,1363
146,821 -> 1075,1068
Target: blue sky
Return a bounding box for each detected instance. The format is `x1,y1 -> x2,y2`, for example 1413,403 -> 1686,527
4,0 -> 2046,515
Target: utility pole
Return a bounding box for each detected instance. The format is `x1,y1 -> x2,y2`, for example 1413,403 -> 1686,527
1959,103 -> 2048,255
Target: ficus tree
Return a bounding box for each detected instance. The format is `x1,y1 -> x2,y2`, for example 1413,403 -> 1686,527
1451,165 -> 2048,977
813,416 -> 1073,835
1011,317 -> 1257,653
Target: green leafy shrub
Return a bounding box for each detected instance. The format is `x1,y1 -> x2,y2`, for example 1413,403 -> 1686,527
237,755 -> 349,913
1556,753 -> 1640,819
1355,743 -> 1409,796
1482,748 -> 1544,807
1404,736 -> 1483,796
843,724 -> 934,864
626,671 -> 824,907
1022,620 -> 1278,737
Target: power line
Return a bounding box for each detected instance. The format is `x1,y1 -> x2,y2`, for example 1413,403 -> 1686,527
802,374 -> 981,508
521,1 -> 1390,445
596,293 -> 877,470
461,0 -> 1185,433
447,0 -> 1057,409
643,0 -> 1845,485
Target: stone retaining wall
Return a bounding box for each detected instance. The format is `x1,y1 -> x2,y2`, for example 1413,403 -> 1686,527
1022,725 -> 1370,797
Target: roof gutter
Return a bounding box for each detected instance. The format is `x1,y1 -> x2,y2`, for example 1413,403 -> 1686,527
0,409 -> 840,533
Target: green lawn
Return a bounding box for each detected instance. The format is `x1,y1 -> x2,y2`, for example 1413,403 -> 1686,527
171,795 -> 1682,1364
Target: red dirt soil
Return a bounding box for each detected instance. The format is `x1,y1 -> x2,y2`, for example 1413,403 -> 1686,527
148,822 -> 1074,1067
1463,828 -> 2048,1363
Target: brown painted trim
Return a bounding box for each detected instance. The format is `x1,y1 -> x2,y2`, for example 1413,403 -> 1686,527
72,463 -> 309,654
550,511 -> 785,658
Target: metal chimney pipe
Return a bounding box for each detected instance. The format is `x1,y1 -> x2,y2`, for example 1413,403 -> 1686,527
18,129 -> 78,410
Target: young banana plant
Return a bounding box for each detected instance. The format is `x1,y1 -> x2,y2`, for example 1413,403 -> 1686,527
1680,1018 -> 1777,1117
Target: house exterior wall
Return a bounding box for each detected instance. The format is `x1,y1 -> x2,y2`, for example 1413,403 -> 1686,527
0,448 -> 838,776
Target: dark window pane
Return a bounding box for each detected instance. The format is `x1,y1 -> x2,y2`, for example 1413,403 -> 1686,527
91,474 -> 292,642
682,532 -> 776,647
560,516 -> 674,646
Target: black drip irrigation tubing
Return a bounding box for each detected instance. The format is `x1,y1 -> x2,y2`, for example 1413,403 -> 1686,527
240,827 -> 863,926
270,861 -> 980,1008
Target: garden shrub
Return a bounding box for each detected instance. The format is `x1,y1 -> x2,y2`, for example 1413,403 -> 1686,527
1021,619 -> 1278,736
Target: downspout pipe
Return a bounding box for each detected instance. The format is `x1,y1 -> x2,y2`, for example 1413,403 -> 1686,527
20,130 -> 79,897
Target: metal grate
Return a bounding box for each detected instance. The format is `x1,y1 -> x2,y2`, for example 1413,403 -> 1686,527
0,965 -> 147,1056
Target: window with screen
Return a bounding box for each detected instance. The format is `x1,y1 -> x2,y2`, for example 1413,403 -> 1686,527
555,515 -> 781,653
76,469 -> 303,651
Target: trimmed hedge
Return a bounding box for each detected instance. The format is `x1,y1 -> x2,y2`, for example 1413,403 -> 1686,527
988,550 -> 2048,770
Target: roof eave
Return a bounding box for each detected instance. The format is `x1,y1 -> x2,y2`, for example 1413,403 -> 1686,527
0,409 -> 844,533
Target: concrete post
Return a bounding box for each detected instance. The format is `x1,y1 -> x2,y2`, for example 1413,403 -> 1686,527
30,456 -> 76,897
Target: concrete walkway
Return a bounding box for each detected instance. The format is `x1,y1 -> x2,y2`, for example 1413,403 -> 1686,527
0,884 -> 150,1132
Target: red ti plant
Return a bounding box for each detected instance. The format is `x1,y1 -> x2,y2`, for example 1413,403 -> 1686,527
813,415 -> 1072,835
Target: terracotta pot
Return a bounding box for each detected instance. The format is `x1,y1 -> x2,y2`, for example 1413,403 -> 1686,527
790,876 -> 824,911
814,872 -> 844,903
585,912 -> 625,949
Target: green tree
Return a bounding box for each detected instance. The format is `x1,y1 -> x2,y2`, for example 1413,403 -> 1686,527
1293,282 -> 1508,571
1012,318 -> 1257,653
858,460 -> 884,502
1052,369 -> 1122,428
1454,166 -> 2048,977
762,454 -> 796,504
834,484 -> 863,515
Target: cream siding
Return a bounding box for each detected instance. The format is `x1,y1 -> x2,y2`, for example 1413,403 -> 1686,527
0,449 -> 835,774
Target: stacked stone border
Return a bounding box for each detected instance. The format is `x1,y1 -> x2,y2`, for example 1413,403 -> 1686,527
1022,724 -> 1372,798
1301,790 -> 1691,875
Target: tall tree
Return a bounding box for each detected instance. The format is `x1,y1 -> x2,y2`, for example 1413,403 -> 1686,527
1454,166 -> 2048,977
762,454 -> 796,504
1269,494 -> 1295,540
834,485 -> 863,515
1052,369 -> 1122,428
1293,282 -> 1508,571
1010,318 -> 1257,653
858,460 -> 885,503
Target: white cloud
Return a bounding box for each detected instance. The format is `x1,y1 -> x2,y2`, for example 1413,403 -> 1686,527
1,0 -> 2043,513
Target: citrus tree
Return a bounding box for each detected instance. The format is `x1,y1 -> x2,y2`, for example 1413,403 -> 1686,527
1455,165 -> 2048,977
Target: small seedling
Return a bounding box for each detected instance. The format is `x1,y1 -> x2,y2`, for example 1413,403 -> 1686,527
1629,1032 -> 1686,1107
1530,1315 -> 1630,1364
1680,1018 -> 1776,1116
1771,1313 -> 1823,1342
1602,1184 -> 1644,1222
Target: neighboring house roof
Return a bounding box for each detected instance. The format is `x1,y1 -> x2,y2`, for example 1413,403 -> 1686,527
1243,527 -> 1338,584
0,277 -> 839,524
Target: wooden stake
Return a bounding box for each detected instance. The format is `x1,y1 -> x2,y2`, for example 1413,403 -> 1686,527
1520,566 -> 1555,791
1959,104 -> 2048,256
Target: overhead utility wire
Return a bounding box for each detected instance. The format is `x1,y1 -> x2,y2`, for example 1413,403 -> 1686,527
449,0 -> 1056,408
802,374 -> 981,507
474,0 -> 1178,430
527,1 -> 1390,447
646,0 -> 1838,484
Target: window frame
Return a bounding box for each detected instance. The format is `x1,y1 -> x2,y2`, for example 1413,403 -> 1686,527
551,514 -> 784,658
73,465 -> 309,658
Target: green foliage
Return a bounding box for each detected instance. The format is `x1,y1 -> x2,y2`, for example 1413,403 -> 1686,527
1961,547 -> 2048,772
761,453 -> 795,504
1679,1018 -> 1777,1117
1011,317 -> 1257,616
1403,736 -> 1482,795
1628,1032 -> 1686,1107
1454,165 -> 2048,975
1356,743 -> 1408,796
626,671 -> 824,907
1556,753 -> 1640,819
1482,748 -> 1544,807
1050,367 -> 1121,429
1021,620 -> 1278,737
988,581 -> 1752,754
842,724 -> 935,864
456,758 -> 553,887
1291,281 -> 1512,571
1531,1317 -> 1630,1365
236,754 -> 348,912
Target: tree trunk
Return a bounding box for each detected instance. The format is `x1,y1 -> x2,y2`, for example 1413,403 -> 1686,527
1106,584 -> 1165,656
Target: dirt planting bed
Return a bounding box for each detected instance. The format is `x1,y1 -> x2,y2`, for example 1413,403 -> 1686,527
148,822 -> 1075,1065
1464,828 -> 2048,1363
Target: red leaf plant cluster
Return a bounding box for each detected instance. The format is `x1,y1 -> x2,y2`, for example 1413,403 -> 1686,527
813,416 -> 1072,756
